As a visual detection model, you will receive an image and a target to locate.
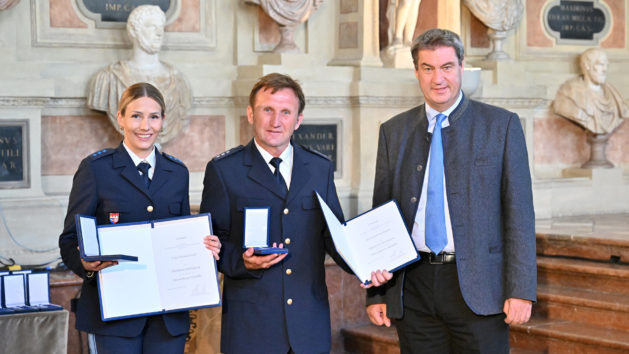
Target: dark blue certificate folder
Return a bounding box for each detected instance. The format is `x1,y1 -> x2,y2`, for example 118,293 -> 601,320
87,214 -> 221,321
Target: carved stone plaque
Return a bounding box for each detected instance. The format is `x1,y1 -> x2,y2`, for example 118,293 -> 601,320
77,0 -> 176,27
544,0 -> 610,45
0,120 -> 29,189
293,123 -> 341,175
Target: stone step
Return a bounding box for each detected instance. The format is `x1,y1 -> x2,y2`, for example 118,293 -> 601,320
510,316 -> 629,354
536,232 -> 629,262
537,256 -> 629,294
536,284 -> 629,331
535,215 -> 629,262
342,324 -> 545,354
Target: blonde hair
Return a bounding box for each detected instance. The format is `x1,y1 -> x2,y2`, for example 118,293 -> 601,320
118,82 -> 165,116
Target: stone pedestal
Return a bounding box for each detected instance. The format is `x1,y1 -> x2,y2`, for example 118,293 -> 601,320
381,46 -> 414,69
486,29 -> 510,60
562,167 -> 623,184
582,133 -> 614,169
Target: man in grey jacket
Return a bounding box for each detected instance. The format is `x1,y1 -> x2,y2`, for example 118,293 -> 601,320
366,28 -> 536,353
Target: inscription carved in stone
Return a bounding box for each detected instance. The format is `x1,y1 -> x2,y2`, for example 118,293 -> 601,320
544,0 -> 609,44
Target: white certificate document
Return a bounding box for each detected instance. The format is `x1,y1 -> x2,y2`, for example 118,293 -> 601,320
93,214 -> 221,321
316,192 -> 419,284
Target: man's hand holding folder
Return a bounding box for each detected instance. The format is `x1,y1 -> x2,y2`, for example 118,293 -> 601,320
316,192 -> 419,286
361,270 -> 393,288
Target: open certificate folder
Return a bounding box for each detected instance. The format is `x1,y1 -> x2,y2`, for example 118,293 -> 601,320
315,192 -> 420,284
77,214 -> 221,321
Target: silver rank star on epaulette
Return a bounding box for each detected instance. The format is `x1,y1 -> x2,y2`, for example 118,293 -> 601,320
212,145 -> 244,161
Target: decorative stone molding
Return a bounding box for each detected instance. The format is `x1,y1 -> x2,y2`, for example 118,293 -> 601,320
194,97 -> 238,108
75,0 -> 180,29
478,98 -> 548,109
30,0 -> 216,51
0,97 -> 50,107
0,96 -> 560,110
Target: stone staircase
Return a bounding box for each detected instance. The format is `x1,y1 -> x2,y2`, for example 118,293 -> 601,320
510,257 -> 629,353
342,223 -> 629,353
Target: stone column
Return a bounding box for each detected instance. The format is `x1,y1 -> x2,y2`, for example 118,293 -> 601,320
437,0 -> 461,34
329,0 -> 382,67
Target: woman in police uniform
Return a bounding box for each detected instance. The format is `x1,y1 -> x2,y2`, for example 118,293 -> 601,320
59,83 -> 220,353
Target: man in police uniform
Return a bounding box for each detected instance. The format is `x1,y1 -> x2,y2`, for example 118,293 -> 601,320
200,73 -> 389,354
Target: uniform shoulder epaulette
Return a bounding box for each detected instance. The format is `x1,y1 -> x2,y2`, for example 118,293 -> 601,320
162,152 -> 186,167
87,148 -> 114,160
212,145 -> 244,161
300,144 -> 330,160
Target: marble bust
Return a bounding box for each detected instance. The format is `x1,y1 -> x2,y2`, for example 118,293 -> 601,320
554,48 -> 628,135
245,0 -> 323,52
385,0 -> 421,50
87,5 -> 192,144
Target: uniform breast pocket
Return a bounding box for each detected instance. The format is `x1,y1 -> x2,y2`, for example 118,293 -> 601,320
302,196 -> 320,210
100,200 -> 130,224
236,198 -> 269,212
169,203 -> 181,216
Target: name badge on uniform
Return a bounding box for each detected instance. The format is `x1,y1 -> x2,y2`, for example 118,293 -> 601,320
109,213 -> 119,224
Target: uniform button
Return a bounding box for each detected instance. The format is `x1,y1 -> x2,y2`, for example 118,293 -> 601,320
147,205 -> 154,212
284,238 -> 291,245
283,208 -> 289,215
411,197 -> 417,203
417,164 -> 423,172
287,298 -> 293,305
286,269 -> 292,275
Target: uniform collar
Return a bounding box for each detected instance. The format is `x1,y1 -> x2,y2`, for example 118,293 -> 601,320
122,142 -> 157,168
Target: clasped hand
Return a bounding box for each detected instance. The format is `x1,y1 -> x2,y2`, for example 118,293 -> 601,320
203,235 -> 222,260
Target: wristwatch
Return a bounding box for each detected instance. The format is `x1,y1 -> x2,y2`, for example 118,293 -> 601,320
86,271 -> 95,279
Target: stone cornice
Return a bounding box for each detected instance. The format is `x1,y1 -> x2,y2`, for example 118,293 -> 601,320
0,97 -> 50,107
0,96 -> 595,110
476,98 -> 550,108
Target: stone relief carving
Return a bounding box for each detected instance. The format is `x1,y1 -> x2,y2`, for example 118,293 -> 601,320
0,0 -> 19,10
463,0 -> 523,60
245,0 -> 323,53
87,5 -> 192,145
553,48 -> 628,168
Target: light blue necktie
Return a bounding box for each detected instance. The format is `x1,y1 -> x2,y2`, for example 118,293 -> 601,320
425,113 -> 447,254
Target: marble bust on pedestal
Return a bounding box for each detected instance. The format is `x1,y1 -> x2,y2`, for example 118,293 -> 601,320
246,0 -> 323,53
87,5 -> 192,144
554,48 -> 627,135
554,48 -> 628,168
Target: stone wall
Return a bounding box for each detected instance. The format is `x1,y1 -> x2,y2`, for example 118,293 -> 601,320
0,0 -> 628,324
